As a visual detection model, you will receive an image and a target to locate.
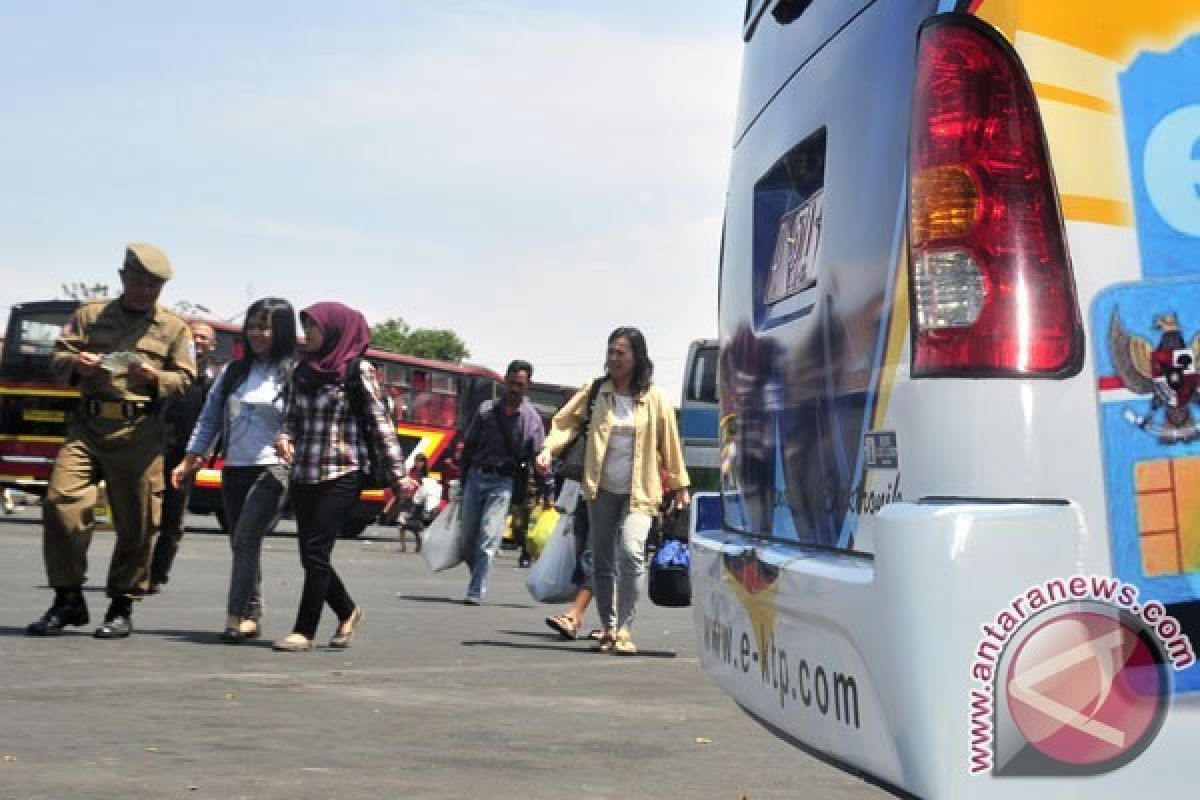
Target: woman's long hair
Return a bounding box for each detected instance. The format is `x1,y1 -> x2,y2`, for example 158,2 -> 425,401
607,326 -> 653,396
220,297 -> 297,403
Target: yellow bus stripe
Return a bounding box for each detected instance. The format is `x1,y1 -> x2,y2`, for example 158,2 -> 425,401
0,387 -> 78,398
0,434 -> 65,443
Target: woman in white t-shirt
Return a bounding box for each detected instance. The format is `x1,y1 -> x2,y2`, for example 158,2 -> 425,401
537,327 -> 691,655
172,298 -> 296,643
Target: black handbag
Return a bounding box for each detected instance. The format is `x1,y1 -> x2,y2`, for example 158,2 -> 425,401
648,548 -> 692,607
345,360 -> 393,490
560,378 -> 605,482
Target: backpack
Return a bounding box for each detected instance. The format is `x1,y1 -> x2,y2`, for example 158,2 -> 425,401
345,359 -> 394,489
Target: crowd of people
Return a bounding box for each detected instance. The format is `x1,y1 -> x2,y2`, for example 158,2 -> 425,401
22,242 -> 691,657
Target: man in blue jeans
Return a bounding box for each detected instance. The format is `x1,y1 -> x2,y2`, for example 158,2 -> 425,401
458,360 -> 551,604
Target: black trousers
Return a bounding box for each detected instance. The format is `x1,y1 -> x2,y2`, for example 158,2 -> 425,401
149,447 -> 193,585
289,472 -> 360,637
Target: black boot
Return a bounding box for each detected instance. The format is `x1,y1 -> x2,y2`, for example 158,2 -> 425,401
25,588 -> 90,636
94,597 -> 134,639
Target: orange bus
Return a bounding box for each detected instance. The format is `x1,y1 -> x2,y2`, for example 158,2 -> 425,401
0,300 -> 503,537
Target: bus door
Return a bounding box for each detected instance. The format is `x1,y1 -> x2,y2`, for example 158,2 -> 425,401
0,301 -> 79,491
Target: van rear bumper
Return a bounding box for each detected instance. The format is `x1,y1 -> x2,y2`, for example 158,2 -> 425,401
692,500 -> 1200,798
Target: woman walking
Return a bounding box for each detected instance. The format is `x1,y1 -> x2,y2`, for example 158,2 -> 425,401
536,327 -> 690,655
273,302 -> 411,651
172,298 -> 296,643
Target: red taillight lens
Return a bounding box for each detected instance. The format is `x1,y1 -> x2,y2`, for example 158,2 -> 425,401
908,16 -> 1082,377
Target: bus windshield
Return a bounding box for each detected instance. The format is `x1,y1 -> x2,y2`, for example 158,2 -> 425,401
1,302 -> 77,382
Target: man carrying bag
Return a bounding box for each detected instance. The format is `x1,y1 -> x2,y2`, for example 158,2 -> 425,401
456,360 -> 553,605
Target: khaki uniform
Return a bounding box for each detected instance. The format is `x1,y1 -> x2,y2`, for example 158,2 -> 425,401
43,299 -> 195,598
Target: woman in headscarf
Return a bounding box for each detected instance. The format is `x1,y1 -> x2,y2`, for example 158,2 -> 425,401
273,302 -> 412,651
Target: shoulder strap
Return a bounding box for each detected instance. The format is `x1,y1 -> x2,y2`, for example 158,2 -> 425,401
579,377 -> 606,432
491,402 -> 521,461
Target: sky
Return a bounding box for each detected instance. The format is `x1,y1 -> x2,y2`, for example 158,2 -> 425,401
0,2 -> 742,402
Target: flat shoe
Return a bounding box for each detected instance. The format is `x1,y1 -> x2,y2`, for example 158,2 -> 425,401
592,631 -> 615,653
330,607 -> 363,649
613,629 -> 638,656
238,620 -> 261,639
545,614 -> 578,640
219,627 -> 245,644
273,633 -> 313,652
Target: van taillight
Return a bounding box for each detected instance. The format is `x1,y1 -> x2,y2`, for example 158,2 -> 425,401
908,16 -> 1081,377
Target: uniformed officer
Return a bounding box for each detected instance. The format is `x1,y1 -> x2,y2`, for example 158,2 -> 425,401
26,243 -> 197,639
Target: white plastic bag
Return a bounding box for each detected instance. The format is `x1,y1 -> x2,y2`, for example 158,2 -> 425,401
525,514 -> 577,603
422,498 -> 466,572
555,479 -> 582,514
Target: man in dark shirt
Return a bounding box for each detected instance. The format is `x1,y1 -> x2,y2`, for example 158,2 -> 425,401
458,359 -> 551,604
146,320 -> 216,592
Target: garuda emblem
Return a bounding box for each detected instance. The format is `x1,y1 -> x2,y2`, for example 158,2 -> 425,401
1110,310 -> 1200,443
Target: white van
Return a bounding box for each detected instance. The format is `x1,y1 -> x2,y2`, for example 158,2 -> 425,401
693,2 -> 1200,797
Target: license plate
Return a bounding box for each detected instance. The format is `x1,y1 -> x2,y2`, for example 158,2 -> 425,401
764,188 -> 824,305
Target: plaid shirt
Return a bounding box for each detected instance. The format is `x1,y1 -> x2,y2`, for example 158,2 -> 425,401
284,360 -> 406,485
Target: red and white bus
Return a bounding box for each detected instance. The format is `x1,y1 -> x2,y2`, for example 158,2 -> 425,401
0,299 -> 503,537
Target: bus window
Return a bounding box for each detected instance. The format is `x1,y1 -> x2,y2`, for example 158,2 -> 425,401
2,302 -> 76,382
686,344 -> 718,404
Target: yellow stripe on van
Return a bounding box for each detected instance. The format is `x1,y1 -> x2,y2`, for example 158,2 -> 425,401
871,240 -> 910,432
977,0 -> 1200,64
1059,195 -> 1133,227
1031,82 -> 1117,115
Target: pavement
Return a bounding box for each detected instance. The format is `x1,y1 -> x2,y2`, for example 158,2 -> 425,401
0,506 -> 892,800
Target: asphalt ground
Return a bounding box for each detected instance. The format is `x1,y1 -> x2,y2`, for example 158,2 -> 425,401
0,506 -> 891,800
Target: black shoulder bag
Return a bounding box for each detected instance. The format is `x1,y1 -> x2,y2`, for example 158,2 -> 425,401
345,360 -> 394,489
560,378 -> 606,482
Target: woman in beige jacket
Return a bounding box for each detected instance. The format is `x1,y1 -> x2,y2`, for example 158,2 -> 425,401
536,327 -> 690,655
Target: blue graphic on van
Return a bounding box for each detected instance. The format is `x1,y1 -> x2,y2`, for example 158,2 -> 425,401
1120,35 -> 1200,279
1092,281 -> 1200,693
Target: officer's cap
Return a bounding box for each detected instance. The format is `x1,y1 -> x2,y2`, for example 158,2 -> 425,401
123,242 -> 173,281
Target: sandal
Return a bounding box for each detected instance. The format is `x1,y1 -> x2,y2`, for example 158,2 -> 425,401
272,633 -> 313,652
592,630 -> 616,653
587,628 -> 604,641
545,613 -> 578,640
612,628 -> 638,656
238,619 -> 261,639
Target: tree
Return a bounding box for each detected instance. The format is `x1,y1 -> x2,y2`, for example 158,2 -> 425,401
370,317 -> 470,363
61,282 -> 109,301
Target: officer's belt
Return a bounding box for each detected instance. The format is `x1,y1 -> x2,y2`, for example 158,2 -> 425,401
82,397 -> 156,421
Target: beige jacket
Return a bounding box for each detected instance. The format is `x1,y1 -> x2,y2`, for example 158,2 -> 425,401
541,379 -> 689,515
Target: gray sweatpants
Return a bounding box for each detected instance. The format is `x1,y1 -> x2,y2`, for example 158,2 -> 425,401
588,489 -> 653,633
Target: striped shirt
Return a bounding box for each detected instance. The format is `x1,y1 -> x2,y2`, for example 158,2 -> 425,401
284,360 -> 406,485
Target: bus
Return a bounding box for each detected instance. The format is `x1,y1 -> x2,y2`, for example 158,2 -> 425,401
679,338 -> 719,491
693,2 -> 1200,798
0,300 -> 503,537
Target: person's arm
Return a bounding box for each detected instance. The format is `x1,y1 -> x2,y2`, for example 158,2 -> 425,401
525,406 -> 555,501
458,403 -> 485,476
51,306 -> 100,386
145,321 -> 197,400
183,364 -> 229,457
539,382 -> 592,460
655,389 -> 691,505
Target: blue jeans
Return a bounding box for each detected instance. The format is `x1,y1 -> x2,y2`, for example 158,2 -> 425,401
222,465 -> 286,619
460,469 -> 513,601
